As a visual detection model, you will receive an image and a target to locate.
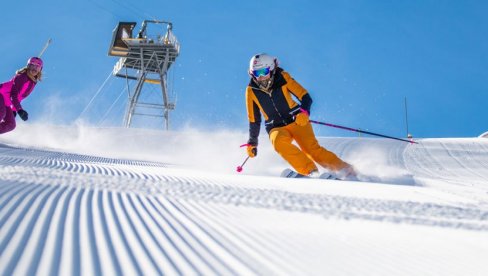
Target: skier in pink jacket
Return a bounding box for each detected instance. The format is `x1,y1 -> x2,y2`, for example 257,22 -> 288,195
0,57 -> 43,134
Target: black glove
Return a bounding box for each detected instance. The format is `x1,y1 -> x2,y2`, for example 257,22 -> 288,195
17,109 -> 28,121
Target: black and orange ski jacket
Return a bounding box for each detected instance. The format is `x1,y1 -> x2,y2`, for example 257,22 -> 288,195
245,67 -> 312,146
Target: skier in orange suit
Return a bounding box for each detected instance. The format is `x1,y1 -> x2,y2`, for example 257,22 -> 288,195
244,53 -> 356,179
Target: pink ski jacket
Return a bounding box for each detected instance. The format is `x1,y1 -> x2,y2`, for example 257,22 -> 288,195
0,72 -> 37,112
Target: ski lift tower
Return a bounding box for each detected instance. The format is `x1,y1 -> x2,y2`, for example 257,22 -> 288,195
108,20 -> 180,129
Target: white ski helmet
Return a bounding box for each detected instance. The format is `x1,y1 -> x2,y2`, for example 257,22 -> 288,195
249,53 -> 277,78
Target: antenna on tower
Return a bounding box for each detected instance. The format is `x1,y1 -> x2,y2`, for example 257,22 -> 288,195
404,97 -> 413,139
108,20 -> 180,130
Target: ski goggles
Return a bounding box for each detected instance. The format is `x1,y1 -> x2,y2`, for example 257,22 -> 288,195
252,67 -> 271,78
28,63 -> 42,72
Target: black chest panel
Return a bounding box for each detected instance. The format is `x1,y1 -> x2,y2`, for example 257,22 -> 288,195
252,86 -> 295,125
248,69 -> 304,132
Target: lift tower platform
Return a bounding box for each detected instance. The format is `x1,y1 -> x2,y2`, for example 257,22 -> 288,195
108,20 -> 180,129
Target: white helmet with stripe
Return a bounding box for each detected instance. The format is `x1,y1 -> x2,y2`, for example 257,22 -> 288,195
249,53 -> 276,74
249,53 -> 278,90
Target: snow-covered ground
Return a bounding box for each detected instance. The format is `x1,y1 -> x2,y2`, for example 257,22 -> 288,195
1,124 -> 488,275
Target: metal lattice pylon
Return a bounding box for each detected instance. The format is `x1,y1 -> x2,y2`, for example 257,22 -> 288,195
108,20 -> 180,129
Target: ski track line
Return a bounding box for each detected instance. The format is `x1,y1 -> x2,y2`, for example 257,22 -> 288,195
461,142 -> 488,169
0,184 -> 61,275
436,141 -> 488,203
166,199 -> 267,275
138,195 -> 202,274
0,156 -> 23,165
20,185 -> 69,275
0,183 -> 52,253
0,183 -> 45,237
29,187 -> 76,275
390,141 -> 409,168
117,193 -> 173,275
152,196 -> 234,275
176,199 -> 294,275
171,197 -> 260,275
477,139 -> 488,155
99,190 -> 131,275
60,188 -> 83,276
145,196 -> 212,274
404,141 -> 459,183
109,191 -> 156,275
191,200 -> 290,258
0,182 -> 34,213
456,142 -> 488,179
404,140 -> 488,204
439,141 -> 487,182
127,194 -> 183,274
429,141 -> 478,183
81,189 -> 102,276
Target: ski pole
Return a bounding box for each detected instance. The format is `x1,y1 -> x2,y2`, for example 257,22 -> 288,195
237,143 -> 254,172
38,38 -> 52,57
310,120 -> 418,144
236,156 -> 250,173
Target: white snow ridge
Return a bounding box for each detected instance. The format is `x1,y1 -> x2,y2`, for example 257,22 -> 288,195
1,124 -> 488,275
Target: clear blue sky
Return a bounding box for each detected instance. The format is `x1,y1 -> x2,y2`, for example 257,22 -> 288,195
1,0 -> 487,138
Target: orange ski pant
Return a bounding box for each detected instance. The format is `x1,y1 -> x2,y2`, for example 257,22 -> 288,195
269,122 -> 350,175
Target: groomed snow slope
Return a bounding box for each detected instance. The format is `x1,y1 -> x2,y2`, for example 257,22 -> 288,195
1,125 -> 488,275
